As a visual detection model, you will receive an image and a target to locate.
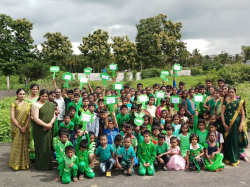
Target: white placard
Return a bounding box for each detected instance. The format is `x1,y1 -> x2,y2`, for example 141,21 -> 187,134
174,66 -> 181,71
80,77 -> 88,83
162,72 -> 169,75
64,75 -> 71,80
194,95 -> 203,102
85,70 -> 90,73
102,75 -> 109,80
115,84 -> 122,90
156,92 -> 164,98
110,65 -> 117,70
107,97 -> 116,104
136,119 -> 143,123
171,97 -> 180,104
139,96 -> 148,102
81,114 -> 91,122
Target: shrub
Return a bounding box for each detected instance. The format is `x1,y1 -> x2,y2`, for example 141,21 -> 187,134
191,67 -> 203,76
202,60 -> 223,71
141,68 -> 161,79
123,71 -> 129,82
132,70 -> 137,81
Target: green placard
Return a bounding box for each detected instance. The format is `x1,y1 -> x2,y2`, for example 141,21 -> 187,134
50,66 -> 60,79
100,73 -> 110,87
172,63 -> 182,77
160,71 -> 169,81
134,113 -> 145,126
138,95 -> 149,109
62,72 -> 73,88
113,82 -> 123,96
109,63 -> 118,77
192,93 -> 205,112
170,95 -> 182,111
84,67 -> 92,75
104,95 -> 117,112
80,110 -> 94,131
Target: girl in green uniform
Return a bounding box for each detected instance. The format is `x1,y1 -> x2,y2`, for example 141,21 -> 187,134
177,123 -> 190,160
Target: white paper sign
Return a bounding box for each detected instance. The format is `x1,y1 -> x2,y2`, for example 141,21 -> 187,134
174,65 -> 181,71
171,97 -> 180,104
194,95 -> 203,102
115,84 -> 122,90
81,114 -> 91,122
64,75 -> 71,80
156,92 -> 164,98
107,97 -> 116,104
139,96 -> 148,102
80,77 -> 88,83
110,65 -> 117,70
102,75 -> 109,80
136,119 -> 143,123
85,70 -> 90,73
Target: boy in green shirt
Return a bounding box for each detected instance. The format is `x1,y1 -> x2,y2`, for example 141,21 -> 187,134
61,88 -> 74,114
116,137 -> 136,176
116,105 -> 130,130
55,146 -> 79,184
136,124 -> 147,146
53,127 -> 68,158
59,114 -> 74,134
76,130 -> 95,180
194,111 -> 208,145
88,131 -> 97,168
68,106 -> 80,129
205,79 -> 213,96
138,130 -> 156,176
67,93 -> 82,114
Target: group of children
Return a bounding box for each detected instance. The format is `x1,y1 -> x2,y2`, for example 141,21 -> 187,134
50,77 -> 240,184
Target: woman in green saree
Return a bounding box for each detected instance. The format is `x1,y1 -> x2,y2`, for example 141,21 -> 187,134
25,84 -> 39,160
9,89 -> 32,170
221,87 -> 248,166
32,89 -> 56,171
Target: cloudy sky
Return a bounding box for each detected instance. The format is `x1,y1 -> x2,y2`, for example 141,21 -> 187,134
1,0 -> 249,55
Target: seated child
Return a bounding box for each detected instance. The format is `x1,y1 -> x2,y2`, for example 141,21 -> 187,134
125,125 -> 138,166
112,134 -> 123,165
186,133 -> 205,172
55,131 -> 72,167
76,130 -> 95,180
204,131 -> 225,172
103,111 -> 119,145
130,105 -> 138,126
138,130 -> 156,176
166,137 -> 186,170
164,125 -> 175,147
154,133 -> 170,171
88,131 -> 97,166
53,127 -> 68,158
116,137 -> 136,176
71,128 -> 81,147
151,125 -> 160,145
55,146 -> 79,184
208,122 -> 224,153
90,135 -> 116,177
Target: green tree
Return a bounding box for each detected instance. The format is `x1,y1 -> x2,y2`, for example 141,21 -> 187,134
136,14 -> 183,70
192,48 -> 203,65
177,43 -> 190,67
241,45 -> 250,63
111,36 -> 137,70
235,54 -> 243,63
78,29 -> 111,72
41,32 -> 73,67
215,53 -> 232,65
203,55 -> 210,60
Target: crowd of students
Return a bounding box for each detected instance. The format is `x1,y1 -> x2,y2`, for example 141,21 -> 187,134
9,76 -> 249,184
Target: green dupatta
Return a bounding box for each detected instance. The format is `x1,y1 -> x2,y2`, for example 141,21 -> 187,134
33,101 -> 55,171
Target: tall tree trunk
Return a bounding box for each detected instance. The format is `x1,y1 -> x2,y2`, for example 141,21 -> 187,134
7,76 -> 10,90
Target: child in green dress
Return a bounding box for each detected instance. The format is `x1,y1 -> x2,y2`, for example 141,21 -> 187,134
177,123 -> 190,160
194,111 -> 208,145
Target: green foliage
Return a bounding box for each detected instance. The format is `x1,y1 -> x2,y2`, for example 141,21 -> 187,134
191,67 -> 203,76
141,68 -> 161,79
123,71 -> 129,82
241,45 -> 250,63
132,70 -> 137,81
202,60 -> 223,71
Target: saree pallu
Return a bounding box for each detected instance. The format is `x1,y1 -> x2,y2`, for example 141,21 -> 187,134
33,101 -> 55,171
223,99 -> 248,166
9,101 -> 31,170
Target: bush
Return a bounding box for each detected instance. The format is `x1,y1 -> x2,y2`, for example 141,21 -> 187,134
191,67 -> 203,76
141,68 -> 161,79
123,71 -> 129,82
202,60 -> 223,71
132,70 -> 137,81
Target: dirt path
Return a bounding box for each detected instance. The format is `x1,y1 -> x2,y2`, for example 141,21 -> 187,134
0,90 -> 16,100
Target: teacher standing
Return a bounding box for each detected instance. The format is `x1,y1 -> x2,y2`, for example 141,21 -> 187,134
32,89 -> 56,171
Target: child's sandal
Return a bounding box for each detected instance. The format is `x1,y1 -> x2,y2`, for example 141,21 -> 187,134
73,177 -> 78,182
78,175 -> 84,181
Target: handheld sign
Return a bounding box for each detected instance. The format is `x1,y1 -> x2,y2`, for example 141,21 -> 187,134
50,66 -> 60,79
155,90 -> 166,106
100,73 -> 110,87
109,63 -> 118,77
170,95 -> 182,111
80,110 -> 94,131
113,82 -> 123,97
172,64 -> 182,77
78,75 -> 88,89
193,93 -> 204,112
84,67 -> 92,75
104,95 -> 117,112
138,94 -> 149,110
160,71 -> 169,81
134,113 -> 145,126
62,72 -> 73,88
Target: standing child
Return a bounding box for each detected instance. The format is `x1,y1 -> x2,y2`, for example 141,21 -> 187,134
203,110 -> 211,129
55,146 -> 79,183
172,114 -> 181,137
136,124 -> 147,146
204,131 -> 225,172
156,99 -> 167,119
165,137 -> 186,170
185,89 -> 196,119
138,130 -> 156,176
59,114 -> 74,137
181,90 -> 188,107
151,125 -> 160,145
84,103 -> 99,138
67,93 -> 82,114
125,125 -> 138,153
171,87 -> 178,96
205,79 -> 213,96
208,123 -> 224,152
186,133 -> 205,172
154,133 -> 170,171
165,113 -> 172,127
188,119 -> 194,133
160,110 -> 167,126
90,135 -> 116,177
116,137 -> 136,176
164,125 -> 175,147
103,111 -> 119,145
76,131 -> 95,180
78,97 -> 89,116
116,105 -> 130,131
146,96 -> 157,118
177,124 -> 191,159
179,107 -> 188,123
143,114 -> 153,132
71,128 -> 81,147
98,109 -> 107,135
68,106 -> 80,129
194,111 -> 208,145
53,127 -> 68,158
88,131 -> 96,167
112,134 -> 123,162
120,123 -> 128,137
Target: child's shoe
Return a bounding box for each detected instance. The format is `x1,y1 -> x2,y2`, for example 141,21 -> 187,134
162,166 -> 168,171
106,171 -> 111,177
124,170 -> 128,174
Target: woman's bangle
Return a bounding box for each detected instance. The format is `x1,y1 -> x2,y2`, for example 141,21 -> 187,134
19,126 -> 22,130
